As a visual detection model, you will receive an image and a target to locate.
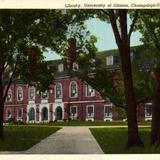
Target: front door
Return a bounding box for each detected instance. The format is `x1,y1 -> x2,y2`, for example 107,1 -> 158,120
56,106 -> 62,120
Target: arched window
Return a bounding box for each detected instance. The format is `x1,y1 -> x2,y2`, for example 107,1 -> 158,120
6,108 -> 12,119
29,108 -> 35,121
29,86 -> 35,100
41,107 -> 48,121
58,64 -> 64,72
17,108 -> 23,119
6,89 -> 12,102
17,87 -> 23,101
55,83 -> 62,99
85,83 -> 95,97
70,81 -> 78,98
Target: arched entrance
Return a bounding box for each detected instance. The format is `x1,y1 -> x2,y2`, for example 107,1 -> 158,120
41,107 -> 48,121
56,106 -> 62,120
29,108 -> 35,121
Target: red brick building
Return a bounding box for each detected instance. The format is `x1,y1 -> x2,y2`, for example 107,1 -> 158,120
3,43 -> 152,123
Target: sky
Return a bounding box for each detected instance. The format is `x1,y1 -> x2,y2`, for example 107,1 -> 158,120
44,18 -> 143,61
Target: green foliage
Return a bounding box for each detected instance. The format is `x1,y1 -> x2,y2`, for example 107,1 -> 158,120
115,107 -> 127,119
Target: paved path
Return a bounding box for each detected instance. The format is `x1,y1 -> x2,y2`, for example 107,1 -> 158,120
24,127 -> 104,154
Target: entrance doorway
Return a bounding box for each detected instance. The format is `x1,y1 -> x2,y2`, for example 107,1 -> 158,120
56,106 -> 62,120
41,107 -> 48,121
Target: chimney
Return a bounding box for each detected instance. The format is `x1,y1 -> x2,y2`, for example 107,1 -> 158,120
67,38 -> 77,71
29,46 -> 39,73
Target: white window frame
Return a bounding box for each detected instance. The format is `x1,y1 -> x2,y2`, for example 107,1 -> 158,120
58,63 -> 64,72
104,104 -> 113,117
17,108 -> 23,120
70,106 -> 77,120
55,83 -> 63,99
69,81 -> 78,98
85,83 -> 95,97
17,86 -> 23,101
72,62 -> 79,71
29,86 -> 35,100
6,88 -> 12,102
106,55 -> 114,65
6,108 -> 12,120
86,105 -> 94,119
145,103 -> 152,121
41,90 -> 49,100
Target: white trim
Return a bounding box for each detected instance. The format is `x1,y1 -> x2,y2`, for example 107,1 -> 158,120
17,86 -> 23,101
69,81 -> 78,98
55,83 -> 63,99
85,83 -> 95,97
29,86 -> 35,101
6,88 -> 12,102
106,55 -> 114,65
6,108 -> 12,120
104,103 -> 112,121
64,100 -> 105,104
17,108 -> 23,121
86,105 -> 94,121
41,106 -> 49,122
70,106 -> 77,120
145,103 -> 152,121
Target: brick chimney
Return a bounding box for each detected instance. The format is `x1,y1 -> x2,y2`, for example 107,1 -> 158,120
67,38 -> 77,71
29,46 -> 39,73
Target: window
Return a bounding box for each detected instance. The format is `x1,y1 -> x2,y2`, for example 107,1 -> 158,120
6,109 -> 12,119
70,106 -> 77,118
87,106 -> 94,118
104,105 -> 112,117
145,103 -> 152,117
55,83 -> 62,99
70,81 -> 78,98
85,84 -> 95,97
58,64 -> 64,72
17,87 -> 23,101
106,55 -> 114,65
41,90 -> 48,100
29,86 -> 35,100
6,89 -> 12,102
72,62 -> 79,71
17,108 -> 23,118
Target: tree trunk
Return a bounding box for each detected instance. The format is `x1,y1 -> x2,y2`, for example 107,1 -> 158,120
0,101 -> 4,140
118,10 -> 143,147
151,66 -> 160,145
119,43 -> 143,147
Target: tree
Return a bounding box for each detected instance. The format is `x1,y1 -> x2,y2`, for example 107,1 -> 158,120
67,9 -> 144,147
0,9 -> 93,139
136,10 -> 160,145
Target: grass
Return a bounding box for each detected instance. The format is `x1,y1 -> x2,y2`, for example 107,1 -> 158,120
90,127 -> 160,154
26,120 -> 151,126
0,126 -> 60,151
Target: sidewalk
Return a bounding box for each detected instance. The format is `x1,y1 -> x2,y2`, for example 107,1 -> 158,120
24,127 -> 104,154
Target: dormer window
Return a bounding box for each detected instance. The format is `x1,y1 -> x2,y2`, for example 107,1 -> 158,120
58,64 -> 64,72
6,89 -> 12,102
29,86 -> 35,100
72,62 -> 79,71
41,90 -> 48,100
17,87 -> 23,101
106,55 -> 114,65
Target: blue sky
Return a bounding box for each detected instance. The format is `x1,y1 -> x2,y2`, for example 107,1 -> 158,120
44,18 -> 143,60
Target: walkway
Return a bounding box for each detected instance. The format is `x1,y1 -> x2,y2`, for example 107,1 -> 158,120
24,127 -> 104,154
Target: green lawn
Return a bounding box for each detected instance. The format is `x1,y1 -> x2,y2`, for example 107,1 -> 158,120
27,120 -> 151,126
0,126 -> 60,151
90,127 -> 160,154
